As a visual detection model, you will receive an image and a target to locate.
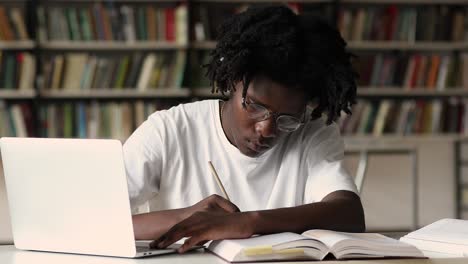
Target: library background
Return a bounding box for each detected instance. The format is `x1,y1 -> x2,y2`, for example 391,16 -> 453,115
0,0 -> 467,232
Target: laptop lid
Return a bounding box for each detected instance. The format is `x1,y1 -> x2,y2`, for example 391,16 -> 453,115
0,158 -> 13,245
0,137 -> 138,257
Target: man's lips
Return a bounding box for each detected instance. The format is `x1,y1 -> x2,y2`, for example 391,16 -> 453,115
247,139 -> 271,153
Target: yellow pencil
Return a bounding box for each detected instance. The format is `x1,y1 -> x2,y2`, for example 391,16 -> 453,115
208,161 -> 231,201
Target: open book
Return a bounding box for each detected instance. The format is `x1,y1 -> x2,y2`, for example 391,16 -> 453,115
208,229 -> 424,262
400,218 -> 468,257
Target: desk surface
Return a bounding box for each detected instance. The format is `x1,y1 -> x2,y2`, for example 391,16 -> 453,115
1,246 -> 468,264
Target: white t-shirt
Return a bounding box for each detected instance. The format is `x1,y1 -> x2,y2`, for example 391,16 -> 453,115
123,100 -> 357,212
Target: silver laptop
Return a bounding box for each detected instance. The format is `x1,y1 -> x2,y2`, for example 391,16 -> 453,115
0,137 -> 184,258
0,159 -> 13,245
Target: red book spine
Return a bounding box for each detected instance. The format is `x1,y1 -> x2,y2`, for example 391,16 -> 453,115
165,8 -> 175,42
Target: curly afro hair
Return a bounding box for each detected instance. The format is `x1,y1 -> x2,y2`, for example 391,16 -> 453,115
204,5 -> 358,124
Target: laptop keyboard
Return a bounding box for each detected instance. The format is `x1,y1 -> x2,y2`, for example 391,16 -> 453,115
136,246 -> 152,253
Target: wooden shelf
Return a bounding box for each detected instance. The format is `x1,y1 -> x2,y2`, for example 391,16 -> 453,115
0,41 -> 35,50
191,0 -> 331,2
42,0 -> 181,2
191,88 -> 225,98
39,89 -> 191,99
0,90 -> 36,99
358,87 -> 468,97
194,87 -> 468,98
344,134 -> 460,143
39,41 -> 188,51
191,41 -> 217,50
342,0 -> 468,4
191,41 -> 467,51
348,41 -> 468,51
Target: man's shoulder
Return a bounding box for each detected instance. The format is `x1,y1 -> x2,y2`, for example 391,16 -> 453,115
181,99 -> 216,115
298,117 -> 340,138
151,99 -> 215,121
284,116 -> 342,151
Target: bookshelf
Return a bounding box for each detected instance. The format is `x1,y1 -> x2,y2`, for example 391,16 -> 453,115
0,41 -> 35,50
39,88 -> 191,99
0,0 -> 466,221
39,41 -> 188,51
0,90 -> 36,100
0,0 -> 36,137
347,41 -> 468,51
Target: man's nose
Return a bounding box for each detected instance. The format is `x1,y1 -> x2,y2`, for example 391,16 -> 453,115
255,117 -> 277,138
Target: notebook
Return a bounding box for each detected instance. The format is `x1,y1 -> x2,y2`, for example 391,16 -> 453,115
0,137 -> 199,258
208,229 -> 424,262
400,218 -> 468,257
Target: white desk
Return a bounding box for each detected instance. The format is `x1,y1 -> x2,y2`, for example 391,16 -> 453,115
1,246 -> 467,264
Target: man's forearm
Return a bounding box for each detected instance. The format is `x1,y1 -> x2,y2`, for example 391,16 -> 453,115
245,191 -> 365,235
132,208 -> 189,240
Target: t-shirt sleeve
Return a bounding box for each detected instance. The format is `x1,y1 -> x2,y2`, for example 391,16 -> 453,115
303,123 -> 358,204
123,114 -> 164,212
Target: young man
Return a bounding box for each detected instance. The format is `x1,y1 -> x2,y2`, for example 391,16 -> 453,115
124,6 -> 365,253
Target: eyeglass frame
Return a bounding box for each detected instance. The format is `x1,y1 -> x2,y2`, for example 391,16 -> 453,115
241,95 -> 306,132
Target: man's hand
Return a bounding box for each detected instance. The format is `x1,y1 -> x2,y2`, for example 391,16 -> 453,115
149,194 -> 244,253
132,194 -> 240,240
184,194 -> 240,217
149,210 -> 254,253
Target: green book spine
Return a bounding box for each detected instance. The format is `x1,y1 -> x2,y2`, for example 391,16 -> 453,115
76,102 -> 87,138
63,104 -> 73,138
70,8 -> 81,40
4,54 -> 16,89
174,51 -> 187,88
137,7 -> 147,40
65,8 -> 77,40
7,105 -> 17,136
115,56 -> 129,89
124,53 -> 142,88
79,8 -> 92,41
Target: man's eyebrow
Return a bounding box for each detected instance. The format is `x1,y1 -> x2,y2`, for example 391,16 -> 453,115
247,94 -> 304,117
247,94 -> 269,108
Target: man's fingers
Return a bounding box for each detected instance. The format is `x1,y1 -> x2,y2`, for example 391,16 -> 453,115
154,218 -> 202,249
149,235 -> 166,248
178,234 -> 206,253
150,227 -> 183,248
214,197 -> 240,213
196,240 -> 209,246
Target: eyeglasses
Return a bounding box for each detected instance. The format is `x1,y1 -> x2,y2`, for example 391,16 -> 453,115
242,96 -> 306,132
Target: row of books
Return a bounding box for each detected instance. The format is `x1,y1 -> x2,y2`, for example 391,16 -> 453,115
338,5 -> 466,42
3,51 -> 467,92
0,52 -> 35,90
0,101 -> 33,138
5,3 -> 468,44
355,53 -> 467,89
339,98 -> 468,135
41,51 -> 186,90
191,3 -> 331,42
38,3 -> 187,43
37,101 -> 177,141
0,5 -> 29,41
6,98 -> 468,139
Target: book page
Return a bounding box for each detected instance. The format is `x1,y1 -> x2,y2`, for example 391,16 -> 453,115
404,219 -> 468,245
302,229 -> 422,259
208,232 -> 326,262
302,229 -> 393,249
